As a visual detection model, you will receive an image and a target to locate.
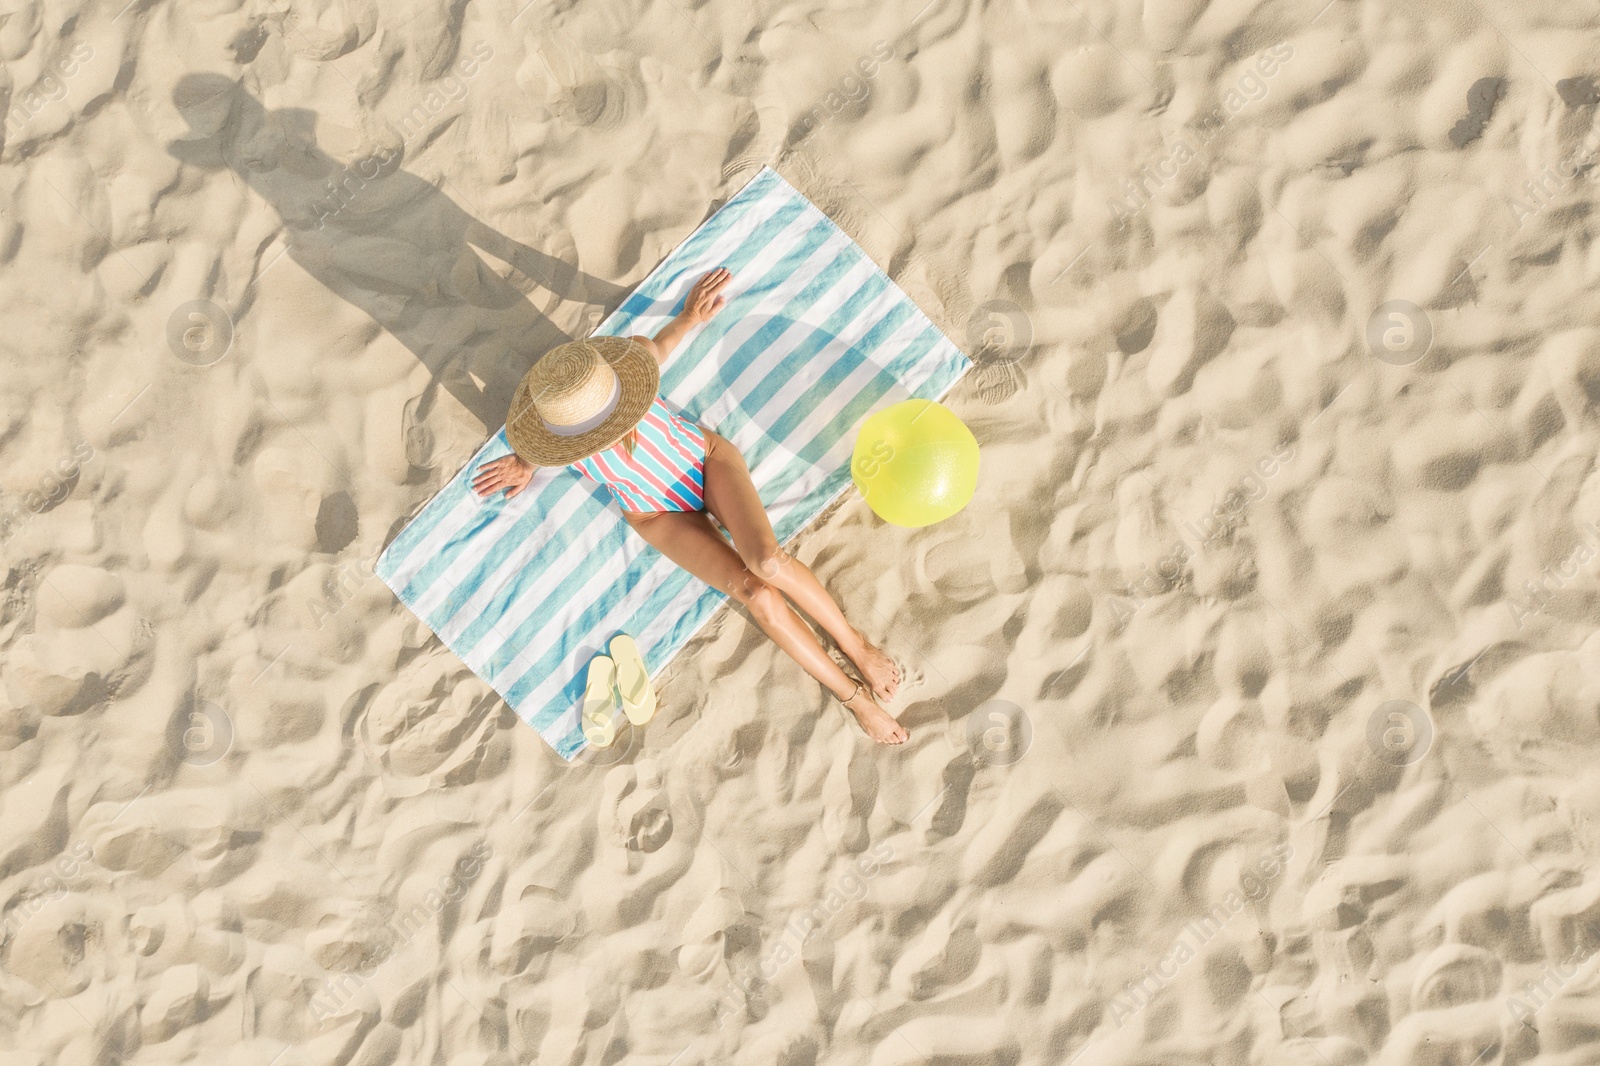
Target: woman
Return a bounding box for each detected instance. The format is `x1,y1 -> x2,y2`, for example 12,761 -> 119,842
470,268 -> 907,744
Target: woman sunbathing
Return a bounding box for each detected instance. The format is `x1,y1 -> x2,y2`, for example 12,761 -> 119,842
470,268 -> 907,744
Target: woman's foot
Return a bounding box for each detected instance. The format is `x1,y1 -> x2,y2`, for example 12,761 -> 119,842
840,683 -> 908,744
844,630 -> 901,703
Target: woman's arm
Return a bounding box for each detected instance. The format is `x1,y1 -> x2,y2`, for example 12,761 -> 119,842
631,267 -> 731,367
475,270 -> 733,499
467,220 -> 630,307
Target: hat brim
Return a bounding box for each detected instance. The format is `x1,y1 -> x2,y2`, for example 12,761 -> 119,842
506,336 -> 660,466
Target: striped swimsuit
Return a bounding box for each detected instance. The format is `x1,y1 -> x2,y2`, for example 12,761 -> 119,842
571,398 -> 708,513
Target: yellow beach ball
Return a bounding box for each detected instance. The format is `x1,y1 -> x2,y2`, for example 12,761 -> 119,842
850,400 -> 979,528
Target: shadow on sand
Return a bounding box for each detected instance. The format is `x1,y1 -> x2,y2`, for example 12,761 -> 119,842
166,74 -> 630,436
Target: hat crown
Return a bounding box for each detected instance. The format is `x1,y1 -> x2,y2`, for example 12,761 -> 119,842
505,335 -> 658,466
530,342 -> 618,428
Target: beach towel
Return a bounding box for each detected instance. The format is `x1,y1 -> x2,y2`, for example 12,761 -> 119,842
375,167 -> 972,759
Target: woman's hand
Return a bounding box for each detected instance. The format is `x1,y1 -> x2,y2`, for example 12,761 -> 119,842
682,267 -> 731,324
642,268 -> 733,366
472,453 -> 535,498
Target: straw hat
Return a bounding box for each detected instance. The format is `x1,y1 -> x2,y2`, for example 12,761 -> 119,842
506,336 -> 659,466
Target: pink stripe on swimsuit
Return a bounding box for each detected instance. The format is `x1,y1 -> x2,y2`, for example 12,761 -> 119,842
571,397 -> 708,513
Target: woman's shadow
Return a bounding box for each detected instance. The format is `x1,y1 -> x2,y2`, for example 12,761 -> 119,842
166,74 -> 629,436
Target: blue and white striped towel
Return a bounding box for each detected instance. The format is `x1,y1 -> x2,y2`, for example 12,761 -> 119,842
375,167 -> 971,759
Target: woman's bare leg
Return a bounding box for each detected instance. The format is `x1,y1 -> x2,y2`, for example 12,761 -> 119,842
700,432 -> 902,702
624,509 -> 907,743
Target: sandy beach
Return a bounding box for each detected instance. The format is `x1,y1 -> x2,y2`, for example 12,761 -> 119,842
5,0 -> 1600,1063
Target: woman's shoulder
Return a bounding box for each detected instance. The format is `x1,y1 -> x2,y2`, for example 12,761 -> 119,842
650,395 -> 698,423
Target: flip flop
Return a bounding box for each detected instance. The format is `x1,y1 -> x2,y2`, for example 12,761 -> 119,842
609,634 -> 657,726
582,655 -> 620,747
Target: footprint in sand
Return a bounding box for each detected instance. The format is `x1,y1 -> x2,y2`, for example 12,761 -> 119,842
1411,943 -> 1502,1009
358,659 -> 501,790
251,445 -> 337,553
90,815 -> 186,880
1528,873 -> 1600,961
557,74 -> 638,130
488,884 -> 578,977
278,0 -> 375,61
721,147 -> 768,188
966,298 -> 1033,406
141,963 -> 224,1043
1114,296 -> 1158,355
800,927 -> 840,1026
1144,288 -> 1235,397
923,750 -> 977,841
588,761 -> 696,932
889,910 -> 982,999
741,1029 -> 823,1066
600,760 -> 674,854
313,491 -> 358,554
750,680 -> 823,806
304,900 -> 396,977
1448,77 -> 1505,148
533,40 -> 642,132
1557,77 -> 1599,109
865,1016 -> 1020,1066
912,510 -> 1027,605
780,152 -> 868,246
820,732 -> 878,854
1470,650 -> 1600,773
1196,695 -> 1273,776
963,787 -> 1067,892
4,894 -> 100,995
400,393 -> 435,471
970,359 -> 1025,407
676,888 -> 750,984
0,695 -> 39,749
11,564 -> 143,717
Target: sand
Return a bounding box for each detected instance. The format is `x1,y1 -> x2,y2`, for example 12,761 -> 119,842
4,0 -> 1600,1063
